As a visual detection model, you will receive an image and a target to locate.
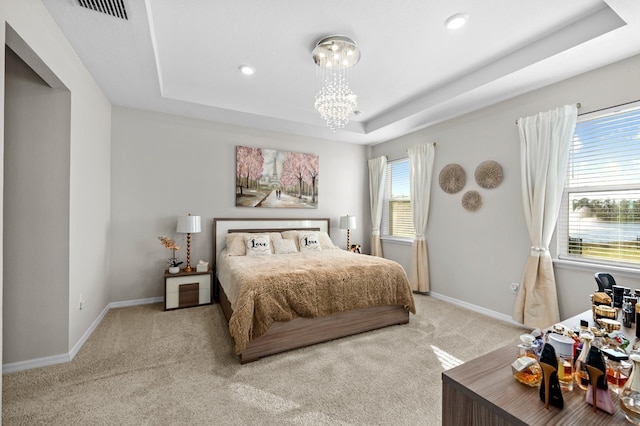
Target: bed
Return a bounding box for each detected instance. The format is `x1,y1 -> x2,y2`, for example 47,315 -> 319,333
213,218 -> 416,363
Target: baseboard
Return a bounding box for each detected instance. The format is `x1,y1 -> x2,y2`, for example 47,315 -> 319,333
428,291 -> 530,329
2,296 -> 164,374
109,296 -> 163,309
1,353 -> 72,374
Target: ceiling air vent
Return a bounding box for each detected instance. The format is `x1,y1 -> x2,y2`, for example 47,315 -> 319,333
78,0 -> 128,20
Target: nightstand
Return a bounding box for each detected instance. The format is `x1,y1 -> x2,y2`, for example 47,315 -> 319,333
164,269 -> 212,310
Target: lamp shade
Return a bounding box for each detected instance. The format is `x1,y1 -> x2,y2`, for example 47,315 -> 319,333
176,215 -> 201,233
339,215 -> 356,230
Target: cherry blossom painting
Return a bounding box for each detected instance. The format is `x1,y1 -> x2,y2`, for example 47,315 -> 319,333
236,146 -> 319,208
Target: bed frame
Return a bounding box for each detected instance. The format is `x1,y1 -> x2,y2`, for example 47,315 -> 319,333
212,218 -> 410,363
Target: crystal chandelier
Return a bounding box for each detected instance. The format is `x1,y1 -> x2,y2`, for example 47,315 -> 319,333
312,36 -> 361,131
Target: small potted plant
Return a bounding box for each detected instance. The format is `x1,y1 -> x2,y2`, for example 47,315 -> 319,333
158,235 -> 183,273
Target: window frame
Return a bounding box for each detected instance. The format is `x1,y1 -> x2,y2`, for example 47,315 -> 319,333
556,101 -> 640,270
380,158 -> 415,242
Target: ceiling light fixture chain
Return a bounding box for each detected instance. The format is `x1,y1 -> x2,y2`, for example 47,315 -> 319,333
312,35 -> 361,131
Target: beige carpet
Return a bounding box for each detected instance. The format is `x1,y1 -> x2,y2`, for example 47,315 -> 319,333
3,295 -> 527,425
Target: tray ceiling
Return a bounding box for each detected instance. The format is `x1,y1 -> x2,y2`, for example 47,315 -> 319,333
41,0 -> 640,145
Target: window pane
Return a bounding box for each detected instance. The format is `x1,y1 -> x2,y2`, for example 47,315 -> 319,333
568,109 -> 640,188
391,160 -> 410,199
390,200 -> 414,238
566,191 -> 640,265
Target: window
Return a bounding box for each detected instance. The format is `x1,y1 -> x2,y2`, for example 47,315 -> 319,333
558,104 -> 640,267
382,159 -> 415,238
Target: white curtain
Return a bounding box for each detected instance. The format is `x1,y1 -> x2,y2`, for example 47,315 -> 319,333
368,156 -> 387,257
513,104 -> 578,328
408,144 -> 435,292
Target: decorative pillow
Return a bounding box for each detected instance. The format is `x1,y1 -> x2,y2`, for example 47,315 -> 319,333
281,230 -> 301,251
298,232 -> 322,252
317,231 -> 337,250
266,232 -> 283,250
244,234 -> 272,256
225,233 -> 247,256
273,239 -> 298,254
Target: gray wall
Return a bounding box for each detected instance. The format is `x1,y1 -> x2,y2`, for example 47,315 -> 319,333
3,47 -> 70,362
2,0 -> 112,369
372,53 -> 640,321
110,107 -> 370,302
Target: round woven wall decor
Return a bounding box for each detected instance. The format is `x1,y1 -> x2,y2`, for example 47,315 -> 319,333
439,163 -> 466,194
462,190 -> 482,212
475,160 -> 504,189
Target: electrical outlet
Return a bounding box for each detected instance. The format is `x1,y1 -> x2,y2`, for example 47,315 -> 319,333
510,283 -> 520,294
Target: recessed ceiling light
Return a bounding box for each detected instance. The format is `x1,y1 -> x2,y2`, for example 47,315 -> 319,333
445,13 -> 468,30
239,65 -> 255,76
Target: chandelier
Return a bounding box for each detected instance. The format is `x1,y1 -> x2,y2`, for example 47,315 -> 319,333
312,36 -> 361,131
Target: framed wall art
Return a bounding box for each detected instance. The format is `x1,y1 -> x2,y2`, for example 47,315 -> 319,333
235,146 -> 319,208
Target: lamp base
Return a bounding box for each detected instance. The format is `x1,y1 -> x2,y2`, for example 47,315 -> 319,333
185,232 -> 192,272
346,229 -> 351,251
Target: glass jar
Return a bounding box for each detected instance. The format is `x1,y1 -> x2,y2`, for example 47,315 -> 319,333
607,358 -> 632,395
512,334 -> 542,387
573,330 -> 594,391
619,353 -> 640,424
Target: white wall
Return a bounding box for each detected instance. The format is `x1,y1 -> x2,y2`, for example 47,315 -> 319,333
4,47 -> 70,363
372,53 -> 640,321
110,107 -> 369,302
1,0 -> 111,368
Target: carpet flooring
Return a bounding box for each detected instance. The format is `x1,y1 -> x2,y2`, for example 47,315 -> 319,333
3,295 -> 527,425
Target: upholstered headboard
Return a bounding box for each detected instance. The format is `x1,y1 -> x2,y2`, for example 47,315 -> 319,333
212,218 -> 330,272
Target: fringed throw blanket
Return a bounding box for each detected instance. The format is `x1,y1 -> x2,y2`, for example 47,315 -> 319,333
218,250 -> 416,354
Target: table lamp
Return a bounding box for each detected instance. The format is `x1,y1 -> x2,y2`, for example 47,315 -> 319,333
177,213 -> 201,272
339,215 -> 356,251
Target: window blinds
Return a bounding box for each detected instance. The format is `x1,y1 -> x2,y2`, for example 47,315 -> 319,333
382,159 -> 415,238
559,105 -> 640,265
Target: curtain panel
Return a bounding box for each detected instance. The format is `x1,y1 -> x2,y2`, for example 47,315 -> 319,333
513,104 -> 578,328
368,156 -> 387,257
408,143 -> 435,292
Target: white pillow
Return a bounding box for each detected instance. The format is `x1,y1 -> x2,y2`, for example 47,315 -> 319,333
225,233 -> 247,256
298,232 -> 322,252
244,234 -> 272,256
317,231 -> 337,250
281,230 -> 301,251
273,239 -> 298,254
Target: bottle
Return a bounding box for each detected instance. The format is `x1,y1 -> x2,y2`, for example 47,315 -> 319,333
624,296 -> 634,328
573,330 -> 594,391
619,353 -> 640,424
512,334 -> 543,387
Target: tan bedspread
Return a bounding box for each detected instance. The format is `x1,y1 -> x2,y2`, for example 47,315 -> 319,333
219,250 -> 416,354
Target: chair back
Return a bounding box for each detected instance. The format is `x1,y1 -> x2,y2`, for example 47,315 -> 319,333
594,272 -> 616,292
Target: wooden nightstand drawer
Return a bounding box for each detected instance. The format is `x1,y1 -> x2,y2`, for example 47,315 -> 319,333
164,270 -> 212,310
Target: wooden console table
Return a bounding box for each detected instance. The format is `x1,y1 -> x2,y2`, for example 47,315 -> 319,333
442,311 -> 631,425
